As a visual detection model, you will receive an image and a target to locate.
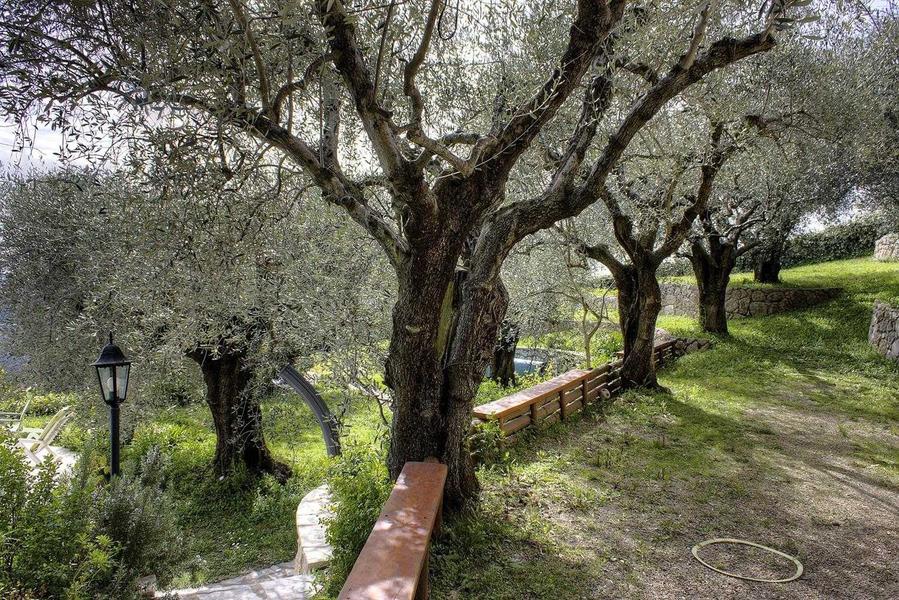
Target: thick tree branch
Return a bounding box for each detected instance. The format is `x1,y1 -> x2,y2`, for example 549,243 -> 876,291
582,242 -> 626,280
317,0 -> 427,205
484,0 -> 626,173
545,65 -> 615,200
479,27 -> 778,270
228,0 -> 272,114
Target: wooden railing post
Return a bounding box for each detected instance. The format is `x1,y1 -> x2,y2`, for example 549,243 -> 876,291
558,389 -> 567,420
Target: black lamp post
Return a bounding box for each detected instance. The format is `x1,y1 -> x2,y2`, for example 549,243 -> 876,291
92,333 -> 131,476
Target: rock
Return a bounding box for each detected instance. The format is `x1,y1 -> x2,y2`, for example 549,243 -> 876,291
869,301 -> 899,362
874,233 -> 899,261
138,575 -> 157,597
654,328 -> 675,343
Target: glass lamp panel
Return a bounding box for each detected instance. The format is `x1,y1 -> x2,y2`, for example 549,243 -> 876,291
115,364 -> 130,402
97,365 -> 115,403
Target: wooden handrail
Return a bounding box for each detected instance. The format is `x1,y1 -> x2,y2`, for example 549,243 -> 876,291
338,461 -> 448,600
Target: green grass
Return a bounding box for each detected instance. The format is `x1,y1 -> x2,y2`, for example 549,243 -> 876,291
128,388 -> 387,587
16,256 -> 898,593
431,257 -> 899,598
106,368 -> 562,587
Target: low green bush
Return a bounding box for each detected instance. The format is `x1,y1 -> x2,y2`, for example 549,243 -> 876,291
92,447 -> 185,593
468,419 -> 510,469
733,216 -> 892,272
782,216 -> 891,267
321,447 -> 392,597
0,435 -> 183,599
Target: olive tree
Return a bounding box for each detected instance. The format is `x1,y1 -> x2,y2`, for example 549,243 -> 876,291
503,233 -> 614,367
0,163 -> 391,480
1,0 -> 821,507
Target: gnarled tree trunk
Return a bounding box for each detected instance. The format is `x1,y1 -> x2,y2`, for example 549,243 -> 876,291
385,254 -> 508,512
699,285 -> 728,333
189,348 -> 292,482
753,240 -> 784,284
690,241 -> 735,335
614,265 -> 663,388
491,320 -> 519,387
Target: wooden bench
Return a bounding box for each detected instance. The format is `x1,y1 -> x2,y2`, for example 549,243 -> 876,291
338,461 -> 448,600
472,339 -> 681,441
472,365 -> 620,439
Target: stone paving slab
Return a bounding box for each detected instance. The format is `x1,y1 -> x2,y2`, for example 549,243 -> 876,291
167,574 -> 315,599
159,563 -> 315,599
295,484 -> 333,572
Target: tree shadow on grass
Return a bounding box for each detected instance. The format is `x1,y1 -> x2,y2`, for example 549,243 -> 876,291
436,382 -> 898,599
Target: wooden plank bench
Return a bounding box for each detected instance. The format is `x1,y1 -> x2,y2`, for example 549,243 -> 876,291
473,339 -> 682,440
473,369 -> 588,422
338,461 -> 448,600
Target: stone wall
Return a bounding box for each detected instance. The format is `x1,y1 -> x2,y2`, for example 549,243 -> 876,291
874,233 -> 899,261
869,301 -> 899,362
660,283 -> 841,318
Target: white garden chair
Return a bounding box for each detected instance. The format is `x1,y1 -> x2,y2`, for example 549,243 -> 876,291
16,406 -> 74,469
0,396 -> 31,434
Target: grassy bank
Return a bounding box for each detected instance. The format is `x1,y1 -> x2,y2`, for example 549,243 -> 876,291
432,257 -> 899,599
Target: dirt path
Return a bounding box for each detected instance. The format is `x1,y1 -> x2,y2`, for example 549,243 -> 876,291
435,354 -> 899,599
434,262 -> 899,599
622,399 -> 899,599
496,387 -> 899,600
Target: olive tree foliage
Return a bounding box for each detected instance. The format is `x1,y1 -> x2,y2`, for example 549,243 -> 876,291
0,0 -> 826,507
0,163 -> 393,479
0,173 -> 117,389
683,24 -> 888,327
572,5 -> 886,362
684,147 -> 797,331
503,234 -> 614,368
849,7 -> 899,217
742,15 -> 897,281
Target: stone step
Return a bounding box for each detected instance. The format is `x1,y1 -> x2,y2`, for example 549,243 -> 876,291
295,484 -> 333,573
162,573 -> 316,599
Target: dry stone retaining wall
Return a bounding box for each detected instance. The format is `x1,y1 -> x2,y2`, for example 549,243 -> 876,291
874,234 -> 899,261
659,283 -> 841,318
869,301 -> 899,362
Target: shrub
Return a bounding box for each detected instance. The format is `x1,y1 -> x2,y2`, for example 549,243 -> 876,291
0,436 -> 112,599
782,216 -> 891,267
0,434 -> 183,599
321,448 -> 391,597
92,447 -> 185,594
0,386 -> 78,417
468,419 -> 510,469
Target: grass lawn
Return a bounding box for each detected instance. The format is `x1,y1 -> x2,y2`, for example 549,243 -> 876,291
15,257 -> 896,596
128,388 -> 386,587
431,257 -> 899,599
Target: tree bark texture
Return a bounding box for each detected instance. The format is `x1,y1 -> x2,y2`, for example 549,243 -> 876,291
491,321 -> 520,387
189,349 -> 292,482
754,240 -> 785,284
614,266 -> 663,388
690,241 -> 735,334
383,194 -> 511,511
